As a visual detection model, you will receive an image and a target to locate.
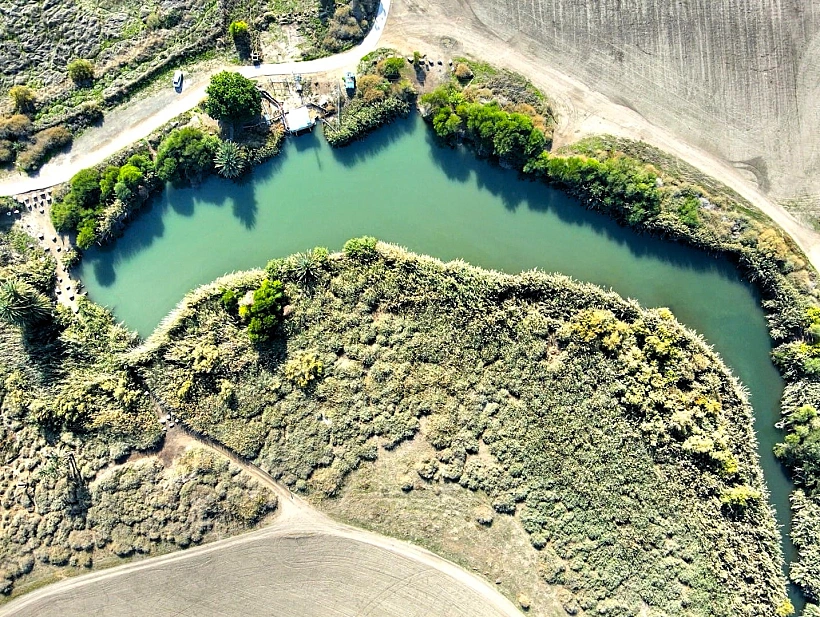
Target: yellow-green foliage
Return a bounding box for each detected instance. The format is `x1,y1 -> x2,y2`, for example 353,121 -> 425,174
284,351 -> 323,388
141,243 -> 788,616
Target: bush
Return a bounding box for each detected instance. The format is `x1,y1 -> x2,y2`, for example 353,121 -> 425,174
342,236 -> 378,260
239,279 -> 285,343
67,59 -> 95,85
204,72 -> 262,123
16,126 -> 72,173
228,20 -> 249,39
0,115 -> 32,140
378,57 -> 405,80
454,63 -> 474,81
284,352 -> 323,388
156,127 -> 218,185
9,86 -> 35,114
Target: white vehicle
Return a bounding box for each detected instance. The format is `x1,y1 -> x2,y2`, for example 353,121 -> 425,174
173,70 -> 184,90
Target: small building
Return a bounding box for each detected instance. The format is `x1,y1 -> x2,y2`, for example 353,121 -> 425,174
284,106 -> 314,134
344,72 -> 356,91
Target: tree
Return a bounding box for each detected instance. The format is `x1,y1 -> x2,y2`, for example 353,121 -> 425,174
0,279 -> 52,328
239,279 -> 285,343
69,168 -> 101,207
156,127 -> 218,185
9,86 -> 35,114
204,72 -> 262,124
67,59 -> 95,85
113,164 -> 144,202
214,140 -> 247,178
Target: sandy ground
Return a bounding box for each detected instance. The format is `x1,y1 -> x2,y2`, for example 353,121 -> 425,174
9,192 -> 79,310
0,423 -> 522,617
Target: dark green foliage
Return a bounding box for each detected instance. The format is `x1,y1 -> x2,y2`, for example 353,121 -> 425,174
524,151 -> 661,225
156,127 -> 218,185
204,72 -> 262,123
342,236 -> 377,260
422,86 -> 546,170
239,279 -> 286,343
141,244 -> 788,615
221,288 -> 240,314
70,168 -> 102,207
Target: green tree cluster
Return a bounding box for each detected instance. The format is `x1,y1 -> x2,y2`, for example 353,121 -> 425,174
52,154 -> 154,249
422,85 -> 546,170
203,72 -> 262,124
156,127 -> 218,185
228,20 -> 249,39
238,279 -> 285,343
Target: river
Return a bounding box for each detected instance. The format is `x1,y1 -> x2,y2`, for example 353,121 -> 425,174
77,114 -> 796,599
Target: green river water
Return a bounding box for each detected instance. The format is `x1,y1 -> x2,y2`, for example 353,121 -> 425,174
77,115 -> 797,594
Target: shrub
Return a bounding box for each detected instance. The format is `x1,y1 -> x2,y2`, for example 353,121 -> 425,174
228,20 -> 249,39
239,279 -> 286,343
454,63 -> 474,81
67,59 -> 95,85
16,126 -> 72,173
204,72 -> 262,123
0,114 -> 32,140
113,164 -> 144,203
284,352 -> 324,388
342,236 -> 378,260
324,96 -> 410,147
378,57 -> 405,80
9,86 -> 35,114
678,195 -> 701,227
156,127 -> 218,185
720,484 -> 762,511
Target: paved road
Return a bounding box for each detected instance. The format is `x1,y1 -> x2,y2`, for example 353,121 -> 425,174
0,0 -> 390,198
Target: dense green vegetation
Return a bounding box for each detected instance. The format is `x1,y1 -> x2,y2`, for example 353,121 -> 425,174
203,72 -> 262,125
324,51 -> 416,148
155,126 -> 219,186
0,223 -> 276,597
51,153 -> 158,249
66,59 -> 95,86
133,241 -> 789,616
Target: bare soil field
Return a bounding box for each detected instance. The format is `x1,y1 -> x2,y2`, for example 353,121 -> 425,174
380,0 -> 820,266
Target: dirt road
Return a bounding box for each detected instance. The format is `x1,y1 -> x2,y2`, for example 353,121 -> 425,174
0,0 -> 391,199
0,426 -> 522,617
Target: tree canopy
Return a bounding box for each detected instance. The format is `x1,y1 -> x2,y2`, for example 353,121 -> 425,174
204,72 -> 262,123
155,127 -> 218,185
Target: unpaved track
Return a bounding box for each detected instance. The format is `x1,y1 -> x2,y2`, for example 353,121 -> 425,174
380,0 -> 820,275
0,0 -> 391,199
0,428 -> 522,617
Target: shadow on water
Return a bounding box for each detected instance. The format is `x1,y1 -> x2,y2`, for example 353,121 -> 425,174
423,125 -> 737,282
329,115 -> 416,167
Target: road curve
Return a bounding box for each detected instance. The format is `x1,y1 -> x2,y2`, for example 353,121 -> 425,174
0,427 -> 522,617
0,0 -> 391,198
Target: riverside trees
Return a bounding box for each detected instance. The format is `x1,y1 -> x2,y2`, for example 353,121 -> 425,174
204,72 -> 261,126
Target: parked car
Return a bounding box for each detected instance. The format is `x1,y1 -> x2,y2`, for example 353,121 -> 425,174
173,70 -> 184,91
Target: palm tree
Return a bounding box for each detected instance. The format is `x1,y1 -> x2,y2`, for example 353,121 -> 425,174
214,140 -> 247,179
0,279 -> 52,328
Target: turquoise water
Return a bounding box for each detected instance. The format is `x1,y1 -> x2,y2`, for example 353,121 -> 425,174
78,115 -> 795,592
